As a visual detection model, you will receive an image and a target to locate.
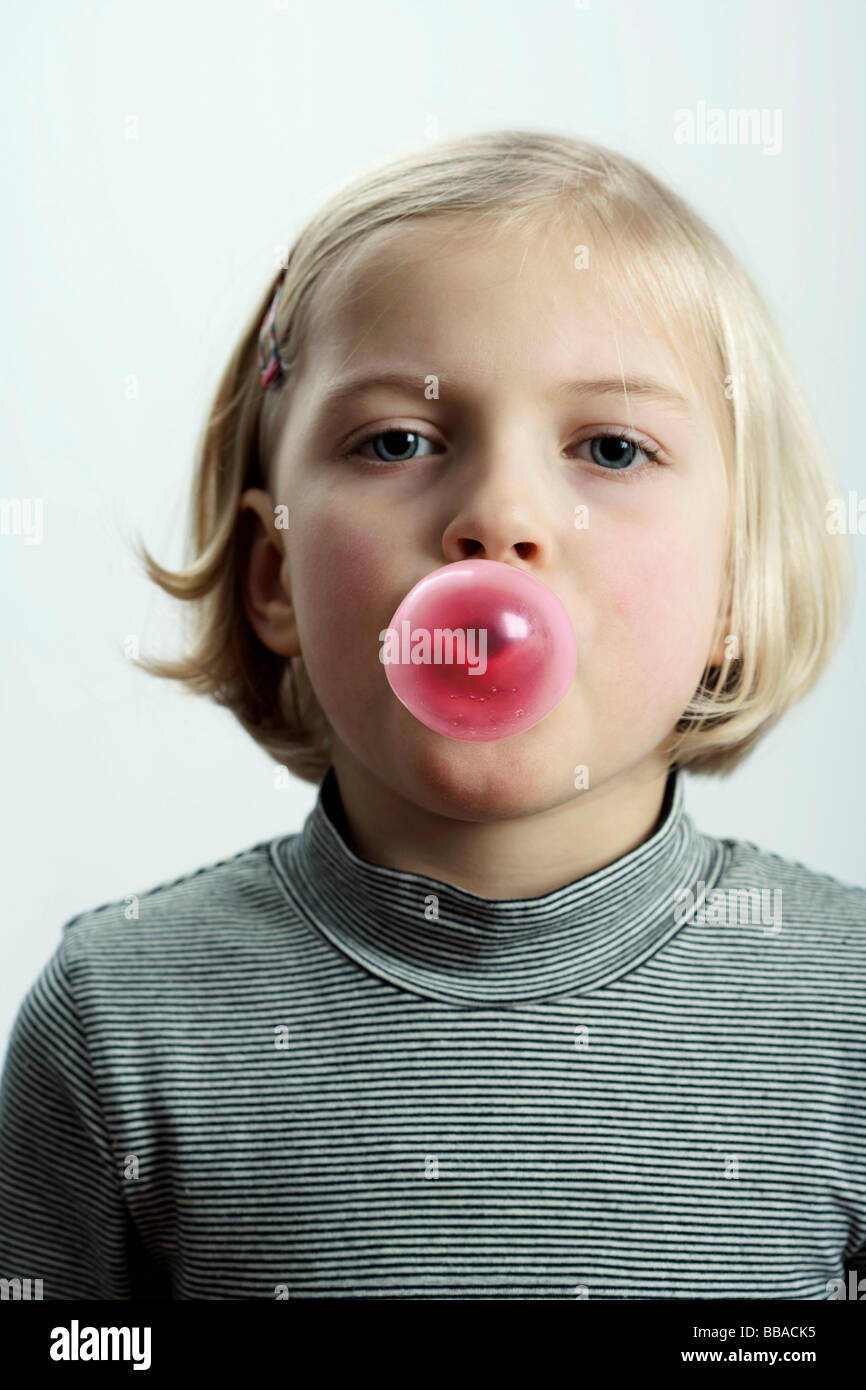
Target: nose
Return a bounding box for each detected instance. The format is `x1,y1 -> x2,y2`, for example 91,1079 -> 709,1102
450,535 -> 539,563
442,490 -> 550,567
439,428 -> 558,570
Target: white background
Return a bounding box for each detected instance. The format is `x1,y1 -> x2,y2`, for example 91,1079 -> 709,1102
1,0 -> 863,1046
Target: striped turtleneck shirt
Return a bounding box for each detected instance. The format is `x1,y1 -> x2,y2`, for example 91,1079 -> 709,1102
1,765 -> 865,1301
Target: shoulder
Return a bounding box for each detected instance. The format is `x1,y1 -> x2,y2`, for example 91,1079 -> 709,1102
58,834 -> 303,974
718,833 -> 866,921
3,834 -> 309,1096
706,832 -> 866,985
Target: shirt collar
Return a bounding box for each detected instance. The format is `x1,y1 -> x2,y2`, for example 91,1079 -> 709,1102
270,765 -> 724,1006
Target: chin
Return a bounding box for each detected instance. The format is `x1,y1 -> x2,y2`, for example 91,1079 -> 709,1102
391,721 -> 569,822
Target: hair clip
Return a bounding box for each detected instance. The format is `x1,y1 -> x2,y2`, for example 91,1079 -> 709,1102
258,271 -> 287,389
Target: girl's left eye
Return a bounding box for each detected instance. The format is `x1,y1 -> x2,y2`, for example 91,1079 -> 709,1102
343,426 -> 664,476
570,429 -> 663,476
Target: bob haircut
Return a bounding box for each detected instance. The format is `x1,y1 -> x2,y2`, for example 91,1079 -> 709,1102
133,129 -> 853,785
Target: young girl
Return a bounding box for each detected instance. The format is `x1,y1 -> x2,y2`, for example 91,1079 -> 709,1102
2,130 -> 864,1301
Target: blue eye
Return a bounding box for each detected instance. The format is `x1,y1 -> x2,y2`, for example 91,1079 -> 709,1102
590,436 -> 642,468
575,431 -> 663,472
352,428 -> 438,465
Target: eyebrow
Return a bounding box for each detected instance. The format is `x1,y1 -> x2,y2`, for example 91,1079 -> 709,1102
315,370 -> 694,418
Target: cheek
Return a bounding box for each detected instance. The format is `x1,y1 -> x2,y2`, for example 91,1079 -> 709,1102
288,504 -> 404,712
584,518 -> 723,703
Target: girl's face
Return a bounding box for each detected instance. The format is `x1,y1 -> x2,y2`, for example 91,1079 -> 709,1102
251,216 -> 729,818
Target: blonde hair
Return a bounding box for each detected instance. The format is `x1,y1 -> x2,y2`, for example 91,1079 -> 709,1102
133,129 -> 853,784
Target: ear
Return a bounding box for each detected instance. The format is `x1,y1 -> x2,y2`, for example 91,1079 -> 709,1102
706,607 -> 734,670
237,488 -> 301,659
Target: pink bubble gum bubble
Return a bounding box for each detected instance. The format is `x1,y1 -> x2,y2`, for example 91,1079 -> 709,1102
381,559 -> 577,742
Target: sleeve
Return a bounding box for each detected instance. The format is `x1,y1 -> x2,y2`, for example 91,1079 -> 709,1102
0,934 -> 161,1300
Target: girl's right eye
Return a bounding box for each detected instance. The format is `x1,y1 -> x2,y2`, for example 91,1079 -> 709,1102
344,427 -> 439,468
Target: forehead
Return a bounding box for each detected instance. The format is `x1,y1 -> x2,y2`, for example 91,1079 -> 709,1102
287,213 -> 714,434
